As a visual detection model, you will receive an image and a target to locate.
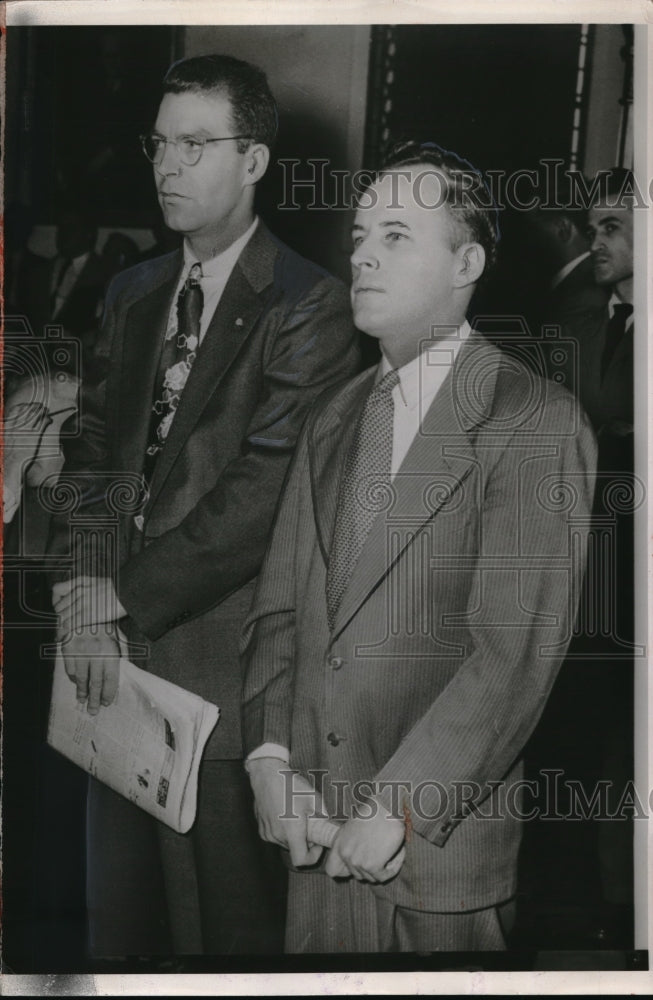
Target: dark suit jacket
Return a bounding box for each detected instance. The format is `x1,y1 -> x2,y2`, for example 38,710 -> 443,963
49,222 -> 360,758
52,252 -> 107,339
242,333 -> 597,912
24,251 -> 106,346
549,254 -> 608,323
558,306 -> 633,439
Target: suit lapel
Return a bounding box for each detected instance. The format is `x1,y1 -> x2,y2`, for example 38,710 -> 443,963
147,224 -> 277,506
309,368 -> 376,563
116,256 -> 180,475
329,335 -> 500,639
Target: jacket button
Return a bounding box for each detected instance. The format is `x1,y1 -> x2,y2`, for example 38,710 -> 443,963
327,731 -> 343,747
328,655 -> 343,670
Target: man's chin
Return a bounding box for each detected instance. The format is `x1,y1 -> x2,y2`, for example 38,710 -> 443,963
353,322 -> 383,341
160,217 -> 185,234
592,265 -> 612,286
158,205 -> 187,233
352,309 -> 384,340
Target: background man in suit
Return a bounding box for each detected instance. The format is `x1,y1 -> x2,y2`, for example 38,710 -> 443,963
526,178 -> 608,335
24,206 -> 107,356
561,168 -> 634,441
242,141 -> 597,952
48,53 -> 359,956
49,209 -> 105,337
584,169 -> 635,927
515,170 -> 636,948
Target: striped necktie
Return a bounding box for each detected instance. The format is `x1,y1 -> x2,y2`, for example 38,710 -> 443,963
326,368 -> 400,631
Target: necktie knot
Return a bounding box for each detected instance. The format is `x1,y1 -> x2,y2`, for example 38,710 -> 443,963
176,262 -> 204,349
612,302 -> 633,322
184,261 -> 203,291
371,368 -> 400,401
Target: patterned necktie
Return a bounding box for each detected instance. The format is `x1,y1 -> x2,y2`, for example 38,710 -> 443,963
326,368 -> 400,631
141,262 -> 203,497
601,302 -> 632,381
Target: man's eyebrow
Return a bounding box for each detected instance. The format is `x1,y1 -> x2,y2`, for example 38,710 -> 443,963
595,215 -> 623,227
151,128 -> 212,138
351,219 -> 412,236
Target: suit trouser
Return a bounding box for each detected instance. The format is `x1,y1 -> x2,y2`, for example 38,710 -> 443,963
87,759 -> 287,955
285,870 -> 514,953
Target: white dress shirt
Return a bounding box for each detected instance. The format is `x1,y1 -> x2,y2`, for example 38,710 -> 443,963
165,216 -> 259,345
247,320 -> 473,766
381,320 -> 471,476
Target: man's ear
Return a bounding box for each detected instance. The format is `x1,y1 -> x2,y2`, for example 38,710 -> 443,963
453,242 -> 486,288
243,143 -> 270,186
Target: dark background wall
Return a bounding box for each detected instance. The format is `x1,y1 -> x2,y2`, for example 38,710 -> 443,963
5,23 -> 632,279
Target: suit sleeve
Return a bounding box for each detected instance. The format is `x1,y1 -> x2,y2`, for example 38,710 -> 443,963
239,422 -> 312,755
46,276 -> 123,579
117,275 -> 359,639
374,395 -> 598,847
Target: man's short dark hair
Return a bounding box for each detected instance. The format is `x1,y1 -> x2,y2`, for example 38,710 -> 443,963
163,54 -> 278,153
380,139 -> 500,272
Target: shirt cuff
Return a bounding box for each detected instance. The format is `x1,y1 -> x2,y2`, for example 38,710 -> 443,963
246,742 -> 290,764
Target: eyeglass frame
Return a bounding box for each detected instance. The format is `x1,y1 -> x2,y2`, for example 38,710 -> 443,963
140,131 -> 253,167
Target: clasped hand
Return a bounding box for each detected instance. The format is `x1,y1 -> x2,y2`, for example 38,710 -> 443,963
247,758 -> 406,882
325,803 -> 406,883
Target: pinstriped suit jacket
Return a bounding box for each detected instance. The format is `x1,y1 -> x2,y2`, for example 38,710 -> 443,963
242,332 -> 597,912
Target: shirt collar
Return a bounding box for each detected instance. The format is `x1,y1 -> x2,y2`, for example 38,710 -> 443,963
182,216 -> 259,281
380,320 -> 472,411
608,292 -> 631,319
607,291 -> 634,327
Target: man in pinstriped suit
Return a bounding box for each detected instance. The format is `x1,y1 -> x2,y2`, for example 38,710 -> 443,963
242,142 -> 597,952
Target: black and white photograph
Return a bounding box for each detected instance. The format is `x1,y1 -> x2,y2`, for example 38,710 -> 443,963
1,1 -> 651,995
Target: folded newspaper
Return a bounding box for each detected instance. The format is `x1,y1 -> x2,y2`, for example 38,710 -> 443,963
48,650 -> 402,873
47,649 -> 220,834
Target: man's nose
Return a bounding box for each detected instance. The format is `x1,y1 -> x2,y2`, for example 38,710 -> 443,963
155,141 -> 182,177
350,241 -> 379,270
590,230 -> 603,252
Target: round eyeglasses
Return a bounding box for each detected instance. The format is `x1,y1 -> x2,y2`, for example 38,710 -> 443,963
140,133 -> 252,167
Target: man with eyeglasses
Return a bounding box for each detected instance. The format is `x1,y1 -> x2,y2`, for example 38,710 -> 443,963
48,53 -> 359,957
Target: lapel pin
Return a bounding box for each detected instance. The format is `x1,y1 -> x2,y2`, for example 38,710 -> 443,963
235,317 -> 244,326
